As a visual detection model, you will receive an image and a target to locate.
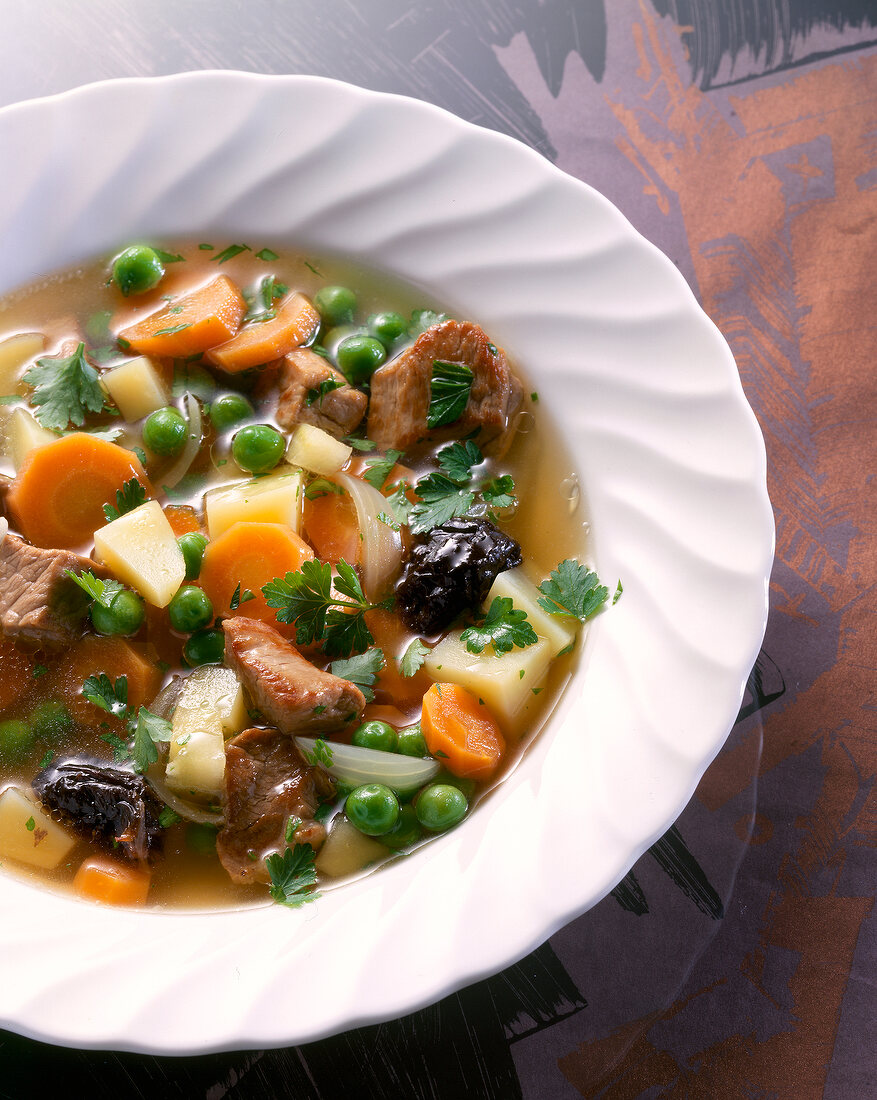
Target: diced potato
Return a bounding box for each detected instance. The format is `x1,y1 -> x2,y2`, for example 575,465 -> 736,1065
422,631 -> 552,735
0,785 -> 76,870
0,332 -> 46,392
101,356 -> 169,421
94,499 -> 186,607
7,407 -> 57,471
488,568 -> 579,656
205,467 -> 304,539
165,667 -> 248,800
315,816 -> 388,878
285,423 -> 352,477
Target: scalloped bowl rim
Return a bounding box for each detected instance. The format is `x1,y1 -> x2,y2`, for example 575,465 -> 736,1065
0,71 -> 773,1053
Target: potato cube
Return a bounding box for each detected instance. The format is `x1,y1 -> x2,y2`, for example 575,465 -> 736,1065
0,785 -> 76,870
94,499 -> 186,607
101,356 -> 169,421
205,467 -> 304,539
316,816 -> 387,878
488,568 -> 579,656
7,407 -> 57,471
422,631 -> 552,736
0,332 -> 45,392
165,666 -> 248,799
285,423 -> 352,476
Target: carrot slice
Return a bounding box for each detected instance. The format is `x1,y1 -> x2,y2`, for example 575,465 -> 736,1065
303,485 -> 360,565
73,855 -> 151,906
45,634 -> 163,726
421,682 -> 506,781
199,521 -> 314,626
164,504 -> 201,537
207,292 -> 320,373
5,433 -> 150,550
365,608 -> 433,715
117,275 -> 246,358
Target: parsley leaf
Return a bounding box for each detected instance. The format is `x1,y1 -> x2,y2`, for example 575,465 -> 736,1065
305,376 -> 343,407
301,738 -> 334,768
131,707 -> 172,773
159,806 -> 182,828
265,843 -> 319,907
482,474 -> 516,513
66,569 -> 125,610
243,274 -> 288,323
406,441 -> 517,535
408,472 -> 475,534
101,731 -> 132,763
230,582 -> 256,610
362,449 -> 403,490
384,481 -> 413,524
82,673 -> 129,717
24,343 -> 104,431
255,248 -> 279,262
437,440 -> 482,483
103,477 -> 148,522
400,638 -> 429,677
427,360 -> 473,429
460,596 -> 538,655
213,243 -> 250,264
344,436 -> 377,452
153,248 -> 185,264
330,648 -> 385,703
378,511 -> 400,530
537,560 -> 609,622
285,815 -> 302,843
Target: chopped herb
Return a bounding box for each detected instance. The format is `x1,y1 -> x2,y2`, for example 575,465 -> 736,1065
256,248 -> 279,262
159,806 -> 182,828
519,669 -> 525,679
302,738 -> 334,768
530,392 -> 539,402
400,638 -> 429,677
378,511 -> 400,530
24,342 -> 104,430
460,596 -> 538,656
304,477 -> 344,500
285,815 -> 302,843
229,583 -> 256,610
66,570 -> 125,611
532,687 -> 543,695
385,480 -> 413,525
309,345 -> 331,359
437,440 -> 482,483
102,476 -> 148,522
312,705 -> 327,715
407,441 -> 517,535
305,376 -> 343,406
262,559 -> 391,658
434,749 -> 449,759
213,243 -> 250,264
32,664 -> 48,680
132,446 -> 148,466
0,395 -> 20,405
303,260 -> 323,276
117,336 -> 131,351
25,817 -> 35,833
199,243 -> 214,250
537,559 -> 609,622
362,449 -> 403,490
153,248 -> 185,264
153,323 -> 192,336
131,707 -> 172,773
101,731 -> 131,762
83,674 -> 169,773
487,342 -> 497,355
38,750 -> 53,769
427,359 -> 473,429
330,648 -> 385,703
408,472 -> 475,534
613,579 -> 623,604
482,474 -> 517,513
243,274 -> 288,323
343,436 -> 377,452
265,842 -> 319,907
557,641 -> 575,657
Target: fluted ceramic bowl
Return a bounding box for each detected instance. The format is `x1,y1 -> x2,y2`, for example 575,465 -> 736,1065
0,72 -> 773,1052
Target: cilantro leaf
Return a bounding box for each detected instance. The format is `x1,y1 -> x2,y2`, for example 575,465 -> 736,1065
537,560 -> 609,622
82,673 -> 129,718
400,638 -> 429,677
24,343 -> 104,430
103,477 -> 148,522
305,376 -> 343,406
408,472 -> 475,534
460,596 -> 538,655
427,360 -> 473,429
131,707 -> 172,774
66,570 -> 125,610
482,474 -> 516,513
362,449 -> 403,490
343,436 -> 377,452
330,648 -> 385,703
265,843 -> 319,907
384,481 -> 413,524
437,440 -> 482,483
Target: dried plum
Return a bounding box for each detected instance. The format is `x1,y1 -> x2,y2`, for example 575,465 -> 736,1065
395,517 -> 522,635
32,757 -> 163,863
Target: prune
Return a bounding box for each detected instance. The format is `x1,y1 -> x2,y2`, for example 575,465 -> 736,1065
32,757 -> 163,863
395,517 -> 522,635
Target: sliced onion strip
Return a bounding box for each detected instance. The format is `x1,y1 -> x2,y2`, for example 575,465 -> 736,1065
296,737 -> 440,796
336,472 -> 402,599
161,392 -> 202,489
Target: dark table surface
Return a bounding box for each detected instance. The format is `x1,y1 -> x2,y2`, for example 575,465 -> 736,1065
0,2 -> 874,1097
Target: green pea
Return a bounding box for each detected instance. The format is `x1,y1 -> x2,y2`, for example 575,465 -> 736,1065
345,783 -> 400,837
351,720 -> 397,753
314,285 -> 356,327
178,532 -> 208,581
0,719 -> 35,764
143,407 -> 187,457
367,311 -> 408,348
433,768 -> 477,802
183,627 -> 225,666
396,723 -> 428,758
168,586 -> 214,634
336,334 -> 387,385
209,392 -> 254,433
29,701 -> 74,743
186,823 -> 218,855
415,783 -> 468,833
90,590 -> 146,637
379,804 -> 421,851
231,424 -> 285,474
112,245 -> 165,297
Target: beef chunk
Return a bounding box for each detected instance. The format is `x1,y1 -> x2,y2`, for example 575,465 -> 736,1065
367,321 -> 523,456
217,726 -> 335,884
275,348 -> 367,439
395,517 -> 522,635
223,617 -> 365,733
0,532 -> 97,646
32,757 -> 163,863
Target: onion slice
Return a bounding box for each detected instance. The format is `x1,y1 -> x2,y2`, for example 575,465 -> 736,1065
336,472 -> 402,600
296,737 -> 440,796
146,772 -> 225,827
161,392 -> 202,489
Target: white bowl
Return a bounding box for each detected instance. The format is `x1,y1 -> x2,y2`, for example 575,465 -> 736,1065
0,72 -> 773,1052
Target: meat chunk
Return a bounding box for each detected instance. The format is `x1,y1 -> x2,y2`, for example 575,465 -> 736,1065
223,617 -> 365,733
0,532 -> 97,646
367,321 -> 524,456
275,348 -> 367,439
217,726 -> 335,884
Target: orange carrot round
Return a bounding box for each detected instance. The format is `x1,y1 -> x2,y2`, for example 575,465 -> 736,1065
199,521 -> 314,626
164,504 -> 202,537
5,433 -> 150,550
73,855 -> 151,906
421,682 -> 506,780
303,486 -> 360,565
117,274 -> 246,358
